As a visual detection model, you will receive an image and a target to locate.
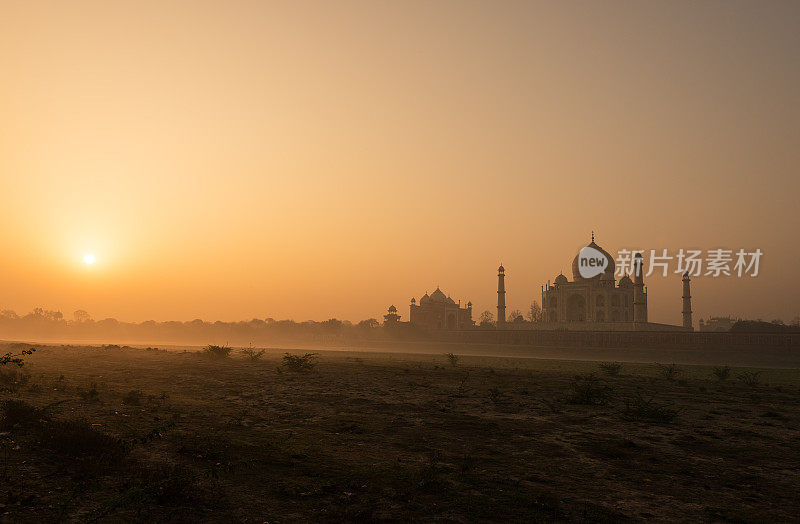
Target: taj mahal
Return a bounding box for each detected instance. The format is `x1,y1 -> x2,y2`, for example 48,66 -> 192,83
526,234 -> 692,331
387,234 -> 693,332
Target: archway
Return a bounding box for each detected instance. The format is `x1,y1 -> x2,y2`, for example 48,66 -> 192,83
566,294 -> 586,322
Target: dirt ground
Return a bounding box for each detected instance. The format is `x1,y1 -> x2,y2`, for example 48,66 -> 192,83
1,343 -> 798,522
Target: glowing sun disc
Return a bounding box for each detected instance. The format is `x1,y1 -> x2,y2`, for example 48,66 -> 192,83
83,254 -> 96,265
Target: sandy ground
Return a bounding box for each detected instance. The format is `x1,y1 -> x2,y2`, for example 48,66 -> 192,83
0,343 -> 798,521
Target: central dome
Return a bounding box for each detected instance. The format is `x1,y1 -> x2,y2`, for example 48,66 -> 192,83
571,240 -> 615,281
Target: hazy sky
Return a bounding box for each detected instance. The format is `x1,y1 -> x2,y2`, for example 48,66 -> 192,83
1,1 -> 799,324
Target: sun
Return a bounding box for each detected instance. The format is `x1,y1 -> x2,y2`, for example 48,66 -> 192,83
83,253 -> 96,265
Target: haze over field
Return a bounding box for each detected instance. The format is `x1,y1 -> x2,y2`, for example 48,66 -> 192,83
2,1 -> 799,324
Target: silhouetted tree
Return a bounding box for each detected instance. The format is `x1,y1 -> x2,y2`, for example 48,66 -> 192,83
321,318 -> 343,332
479,310 -> 495,327
27,308 -> 63,321
526,301 -> 542,323
0,310 -> 19,320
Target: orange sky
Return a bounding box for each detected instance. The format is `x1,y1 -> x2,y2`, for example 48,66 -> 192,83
1,1 -> 798,324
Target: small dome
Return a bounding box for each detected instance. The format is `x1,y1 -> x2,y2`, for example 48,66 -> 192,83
411,297 -> 416,304
498,264 -> 505,272
554,273 -> 568,285
388,305 -> 397,313
618,274 -> 633,288
467,301 -> 472,307
420,293 -> 430,304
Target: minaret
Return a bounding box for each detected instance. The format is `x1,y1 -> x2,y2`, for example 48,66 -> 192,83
633,253 -> 647,323
497,264 -> 506,326
682,272 -> 693,330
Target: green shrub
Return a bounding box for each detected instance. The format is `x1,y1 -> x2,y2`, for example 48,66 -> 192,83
488,387 -> 504,403
77,381 -> 100,402
202,345 -> 232,360
567,374 -> 612,405
737,370 -> 762,387
712,366 -> 731,381
241,348 -> 266,362
0,348 -> 35,367
0,367 -> 31,392
598,362 -> 622,376
0,399 -> 45,430
622,393 -> 677,423
123,389 -> 144,406
657,363 -> 681,381
40,417 -> 126,459
281,353 -> 319,372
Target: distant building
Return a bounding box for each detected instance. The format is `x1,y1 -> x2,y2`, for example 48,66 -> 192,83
541,235 -> 643,324
409,287 -> 473,331
383,305 -> 401,326
507,234 -> 692,331
699,316 -> 739,332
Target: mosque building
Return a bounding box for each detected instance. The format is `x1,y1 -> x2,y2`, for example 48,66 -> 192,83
409,287 -> 473,331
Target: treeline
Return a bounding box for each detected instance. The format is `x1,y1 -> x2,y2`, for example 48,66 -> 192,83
0,308 -> 423,346
730,320 -> 800,333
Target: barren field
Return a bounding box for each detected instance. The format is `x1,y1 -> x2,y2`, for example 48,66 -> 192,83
1,343 -> 799,522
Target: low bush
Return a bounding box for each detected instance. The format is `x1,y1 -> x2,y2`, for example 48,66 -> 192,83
598,362 -> 622,376
123,389 -> 144,406
737,370 -> 762,387
118,461 -> 217,510
0,367 -> 31,392
0,348 -> 35,367
657,363 -> 682,381
444,353 -> 460,367
712,366 -> 731,381
40,417 -> 127,459
77,382 -> 100,402
622,393 -> 677,423
281,353 -> 319,372
202,345 -> 233,360
0,399 -> 45,430
488,387 -> 504,403
241,348 -> 266,362
567,374 -> 612,405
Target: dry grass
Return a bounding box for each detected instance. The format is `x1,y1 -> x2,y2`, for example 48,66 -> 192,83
0,342 -> 798,521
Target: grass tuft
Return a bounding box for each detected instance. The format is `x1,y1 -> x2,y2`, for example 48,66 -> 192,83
598,361 -> 623,376
444,353 -> 460,367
